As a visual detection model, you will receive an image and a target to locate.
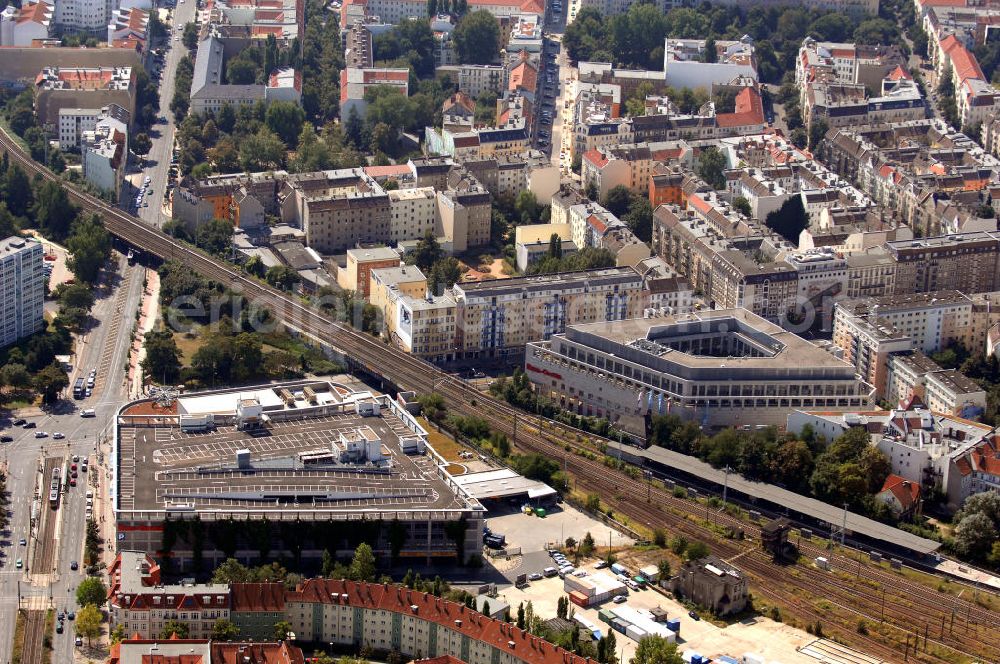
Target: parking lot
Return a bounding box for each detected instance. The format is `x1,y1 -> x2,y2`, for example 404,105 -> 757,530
487,502 -> 634,554
494,558 -> 823,664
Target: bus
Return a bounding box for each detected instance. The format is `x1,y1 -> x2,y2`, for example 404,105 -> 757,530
73,378 -> 85,400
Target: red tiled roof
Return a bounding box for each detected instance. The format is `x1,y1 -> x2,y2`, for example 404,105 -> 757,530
363,164 -> 412,178
509,61 -> 537,93
583,149 -> 608,169
17,2 -> 51,25
363,69 -> 408,83
211,642 -> 304,664
230,583 -> 286,612
879,474 -> 921,510
947,42 -> 986,84
586,213 -> 607,234
287,580 -> 589,664
888,65 -> 911,81
715,88 -> 764,129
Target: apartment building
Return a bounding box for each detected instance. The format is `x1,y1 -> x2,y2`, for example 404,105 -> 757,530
109,639 -> 304,664
108,552 -> 232,640
389,187 -> 439,245
107,6 -> 148,50
81,114 -> 128,196
437,172 -> 492,252
0,1 -> 51,46
54,0 -> 113,33
190,35 -> 302,115
34,66 -> 134,131
0,237 -> 45,349
514,223 -> 576,271
173,170 -> 285,232
581,144 -> 653,200
391,290 -> 459,360
57,103 -> 128,150
526,309 -> 873,435
369,265 -> 429,322
435,64 -> 507,98
832,306 -> 914,398
886,351 -> 986,418
336,246 -> 400,297
662,37 -> 757,90
884,232 -> 1000,295
835,291 -> 976,355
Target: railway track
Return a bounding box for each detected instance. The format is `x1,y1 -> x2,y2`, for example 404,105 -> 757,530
30,458 -> 59,574
3,129 -> 999,662
19,609 -> 45,664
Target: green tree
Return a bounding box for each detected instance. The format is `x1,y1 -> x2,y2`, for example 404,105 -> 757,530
413,229 -> 444,271
453,11 -> 500,65
274,620 -> 293,640
65,214 -> 111,284
657,559 -> 671,580
195,219 -> 234,256
76,577 -> 107,608
132,132 -> 153,156
631,635 -> 684,664
211,618 -> 241,640
266,101 -> 307,147
160,619 -> 190,639
429,257 -> 462,293
349,542 -> 377,581
602,185 -> 632,217
548,233 -> 563,259
732,196 -> 752,217
808,118 -> 829,151
239,127 -> 286,171
75,604 -> 102,645
696,147 -> 726,190
212,558 -> 256,584
182,21 -> 199,49
34,362 -> 68,404
684,540 -> 709,561
953,513 -> 998,560
265,265 -> 301,291
4,164 -> 32,217
0,363 -> 31,389
141,329 -> 182,383
31,181 -> 78,242
764,195 -> 808,243
703,35 -> 717,63
110,623 -> 127,644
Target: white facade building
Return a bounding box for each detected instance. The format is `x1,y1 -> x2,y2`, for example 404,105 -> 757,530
0,1 -> 52,46
0,237 -> 45,349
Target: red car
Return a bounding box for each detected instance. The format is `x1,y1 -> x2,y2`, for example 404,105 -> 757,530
70,464 -> 77,471
70,470 -> 78,479
69,478 -> 76,487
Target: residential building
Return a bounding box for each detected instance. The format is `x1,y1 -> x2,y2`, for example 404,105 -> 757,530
369,264 -> 428,322
388,187 -> 439,245
33,66 -> 134,132
108,551 -> 232,639
525,309 -> 873,434
834,291 -> 977,355
662,37 -> 757,90
190,35 -> 302,115
877,473 -> 922,519
340,66 -> 409,119
832,305 -> 914,398
81,114 -> 128,196
886,350 -> 986,419
514,223 -> 576,271
107,6 -> 148,50
54,0 -> 112,33
57,103 -> 128,150
668,557 -> 749,616
884,232 -> 1000,295
108,639 -> 304,664
0,236 -> 45,348
0,1 -> 51,46
336,246 -> 401,297
436,63 -> 507,98
581,144 -> 652,200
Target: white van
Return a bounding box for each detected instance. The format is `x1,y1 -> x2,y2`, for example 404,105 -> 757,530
543,566 -> 558,577
80,409 -> 96,418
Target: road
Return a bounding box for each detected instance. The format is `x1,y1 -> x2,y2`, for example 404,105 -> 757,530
128,0 -> 198,228
0,253 -> 146,664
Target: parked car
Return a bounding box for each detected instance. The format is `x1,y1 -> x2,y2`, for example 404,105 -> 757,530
52,432 -> 64,439
0,435 -> 13,443
34,431 -> 47,438
688,610 -> 700,621
22,422 -> 35,429
613,595 -> 626,603
70,561 -> 78,571
12,419 -> 26,426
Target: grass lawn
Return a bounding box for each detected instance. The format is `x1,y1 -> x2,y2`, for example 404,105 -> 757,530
418,416 -> 466,461
11,610 -> 25,664
172,329 -> 205,364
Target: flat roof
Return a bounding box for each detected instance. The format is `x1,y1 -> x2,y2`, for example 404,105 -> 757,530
116,388 -> 479,518
452,468 -> 557,500
632,445 -> 941,555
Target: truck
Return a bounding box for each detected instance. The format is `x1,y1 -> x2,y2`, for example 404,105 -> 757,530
73,378 -> 85,400
610,563 -> 628,576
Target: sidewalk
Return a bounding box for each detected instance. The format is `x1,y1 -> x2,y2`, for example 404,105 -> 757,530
128,267 -> 161,400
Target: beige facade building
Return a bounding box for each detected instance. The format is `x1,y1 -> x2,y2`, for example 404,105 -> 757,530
388,187 -> 439,246
336,247 -> 400,297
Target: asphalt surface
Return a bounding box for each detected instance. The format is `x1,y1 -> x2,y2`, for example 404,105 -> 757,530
0,252 -> 146,664
129,0 -> 199,228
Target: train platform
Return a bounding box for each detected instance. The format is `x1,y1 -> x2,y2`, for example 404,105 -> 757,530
935,559 -> 1000,591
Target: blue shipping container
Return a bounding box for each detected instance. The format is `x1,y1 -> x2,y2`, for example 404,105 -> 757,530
667,618 -> 681,634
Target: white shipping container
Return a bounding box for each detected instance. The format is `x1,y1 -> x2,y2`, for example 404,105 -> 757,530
626,624 -> 647,642
564,575 -> 597,597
